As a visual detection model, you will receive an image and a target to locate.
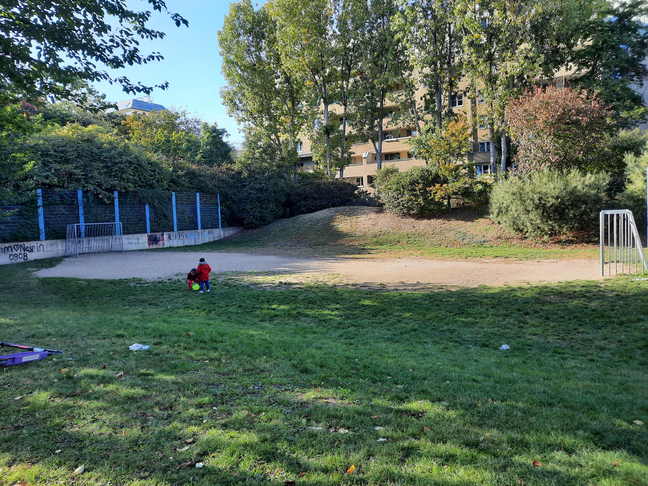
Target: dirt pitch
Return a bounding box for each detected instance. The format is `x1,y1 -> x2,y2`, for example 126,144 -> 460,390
35,250 -> 604,288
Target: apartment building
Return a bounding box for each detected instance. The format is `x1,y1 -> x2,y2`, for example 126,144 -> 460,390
296,81 -> 495,191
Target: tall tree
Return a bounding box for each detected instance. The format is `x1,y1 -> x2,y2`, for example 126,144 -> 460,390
566,0 -> 648,127
394,0 -> 463,132
456,0 -> 545,173
219,0 -> 308,175
351,0 -> 407,170
0,0 -> 187,104
269,0 -> 341,176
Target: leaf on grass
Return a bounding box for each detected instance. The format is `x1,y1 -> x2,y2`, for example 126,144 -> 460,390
532,460 -> 543,467
100,364 -> 106,369
55,450 -> 62,454
346,465 -> 356,474
74,464 -> 85,475
60,369 -> 68,373
374,426 -> 385,430
195,463 -> 203,468
14,396 -> 22,400
633,420 -> 644,425
299,472 -> 306,477
424,427 -> 430,432
185,438 -> 194,444
179,461 -> 196,468
371,415 -> 379,419
158,453 -> 163,459
628,479 -> 639,484
186,332 -> 193,336
176,446 -> 190,452
115,372 -> 124,378
377,438 -> 387,442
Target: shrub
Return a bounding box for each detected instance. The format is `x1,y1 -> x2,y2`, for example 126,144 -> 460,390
374,166 -> 447,217
489,170 -> 609,237
285,179 -> 359,217
375,165 -> 490,217
617,142 -> 648,233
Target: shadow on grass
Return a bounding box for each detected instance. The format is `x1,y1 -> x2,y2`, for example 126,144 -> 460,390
0,260 -> 647,485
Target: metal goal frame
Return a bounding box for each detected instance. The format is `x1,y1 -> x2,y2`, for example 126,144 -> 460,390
65,222 -> 124,258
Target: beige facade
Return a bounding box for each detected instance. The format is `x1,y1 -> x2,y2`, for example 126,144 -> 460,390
296,83 -> 495,191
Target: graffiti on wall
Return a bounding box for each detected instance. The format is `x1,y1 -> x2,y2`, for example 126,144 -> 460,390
0,243 -> 45,261
147,233 -> 165,248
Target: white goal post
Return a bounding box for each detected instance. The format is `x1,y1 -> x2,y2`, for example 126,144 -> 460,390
600,210 -> 648,276
65,222 -> 124,258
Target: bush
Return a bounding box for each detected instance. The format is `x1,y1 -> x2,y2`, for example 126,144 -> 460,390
374,165 -> 489,217
489,170 -> 609,237
285,179 -> 359,217
617,142 -> 648,233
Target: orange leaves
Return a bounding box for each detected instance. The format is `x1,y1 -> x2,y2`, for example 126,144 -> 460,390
532,460 -> 543,467
346,465 -> 355,475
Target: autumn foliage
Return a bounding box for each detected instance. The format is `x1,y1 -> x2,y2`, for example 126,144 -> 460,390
506,86 -> 612,173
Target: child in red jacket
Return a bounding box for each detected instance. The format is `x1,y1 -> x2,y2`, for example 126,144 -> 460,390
187,268 -> 200,290
197,258 -> 211,293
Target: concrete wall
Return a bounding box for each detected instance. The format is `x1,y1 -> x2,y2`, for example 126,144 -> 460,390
0,227 -> 241,266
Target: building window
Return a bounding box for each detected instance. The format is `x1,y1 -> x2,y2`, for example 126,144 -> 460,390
451,93 -> 463,107
296,141 -> 303,152
479,141 -> 491,153
478,116 -> 489,129
406,128 -> 418,137
384,133 -> 395,140
384,153 -> 401,161
478,93 -> 485,104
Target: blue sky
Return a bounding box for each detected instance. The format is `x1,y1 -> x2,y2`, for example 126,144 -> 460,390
93,1 -> 264,147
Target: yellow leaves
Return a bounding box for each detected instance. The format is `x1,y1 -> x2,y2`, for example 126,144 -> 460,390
346,465 -> 355,475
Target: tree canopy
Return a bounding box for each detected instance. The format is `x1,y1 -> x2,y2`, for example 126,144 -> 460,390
0,0 -> 188,104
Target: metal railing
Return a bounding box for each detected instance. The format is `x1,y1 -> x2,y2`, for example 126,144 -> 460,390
65,222 -> 124,258
600,210 -> 648,276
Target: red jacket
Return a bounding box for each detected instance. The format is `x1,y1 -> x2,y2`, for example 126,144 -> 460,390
197,262 -> 211,281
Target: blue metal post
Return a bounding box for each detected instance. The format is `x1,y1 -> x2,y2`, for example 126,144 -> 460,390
145,204 -> 151,234
77,189 -> 85,237
218,193 -> 222,229
114,191 -> 121,235
196,193 -> 201,230
37,189 -> 45,241
172,192 -> 177,232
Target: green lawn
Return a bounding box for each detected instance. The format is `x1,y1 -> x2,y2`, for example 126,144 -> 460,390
1,256 -> 647,485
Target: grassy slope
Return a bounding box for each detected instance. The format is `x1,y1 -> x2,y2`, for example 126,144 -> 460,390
0,253 -> 647,485
188,207 -> 600,260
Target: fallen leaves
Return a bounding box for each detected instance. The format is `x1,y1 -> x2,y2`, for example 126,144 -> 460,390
532,460 -> 543,467
115,371 -> 124,378
346,465 -> 355,475
633,420 -> 644,425
73,464 -> 85,475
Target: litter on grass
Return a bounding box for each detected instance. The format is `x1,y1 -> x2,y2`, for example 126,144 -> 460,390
500,344 -> 510,350
129,343 -> 150,351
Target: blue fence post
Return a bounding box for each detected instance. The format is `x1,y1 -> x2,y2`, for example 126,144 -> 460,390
77,189 -> 85,237
172,192 -> 177,232
218,193 -> 222,229
196,193 -> 201,230
37,189 -> 45,241
114,191 -> 121,235
145,204 -> 151,234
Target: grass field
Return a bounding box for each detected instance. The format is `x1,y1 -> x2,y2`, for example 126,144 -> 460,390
178,207 -> 601,260
1,209 -> 646,485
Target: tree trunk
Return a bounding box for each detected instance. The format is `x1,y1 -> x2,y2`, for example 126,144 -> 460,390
500,133 -> 507,173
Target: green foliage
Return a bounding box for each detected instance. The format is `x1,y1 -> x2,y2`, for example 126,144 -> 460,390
489,170 -> 609,237
375,165 -> 489,217
408,117 -> 471,167
567,0 -> 648,126
0,1 -> 187,103
28,124 -> 170,200
617,142 -> 648,231
375,166 -> 447,217
285,179 -> 359,217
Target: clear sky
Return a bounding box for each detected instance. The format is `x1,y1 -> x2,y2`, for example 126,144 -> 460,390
92,1 -> 262,147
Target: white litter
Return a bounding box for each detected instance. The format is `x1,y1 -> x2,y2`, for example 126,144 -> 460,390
377,438 -> 388,442
500,344 -> 510,350
195,463 -> 204,468
129,343 -> 150,351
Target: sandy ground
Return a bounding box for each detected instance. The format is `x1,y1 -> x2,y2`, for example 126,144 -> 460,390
34,251 -> 603,288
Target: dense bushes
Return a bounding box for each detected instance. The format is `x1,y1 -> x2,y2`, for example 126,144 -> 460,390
489,170 -> 609,237
285,179 -> 360,217
374,165 -> 489,218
